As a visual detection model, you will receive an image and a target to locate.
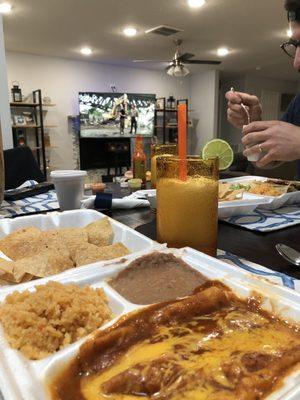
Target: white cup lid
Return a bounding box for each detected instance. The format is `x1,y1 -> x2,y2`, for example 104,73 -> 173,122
50,170 -> 87,179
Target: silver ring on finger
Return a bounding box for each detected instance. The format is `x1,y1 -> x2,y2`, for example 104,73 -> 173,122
258,144 -> 264,153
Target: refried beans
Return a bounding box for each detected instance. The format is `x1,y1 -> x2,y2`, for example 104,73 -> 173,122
109,252 -> 207,304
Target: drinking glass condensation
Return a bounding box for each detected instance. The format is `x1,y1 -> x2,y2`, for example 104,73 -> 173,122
151,144 -> 177,188
156,157 -> 219,256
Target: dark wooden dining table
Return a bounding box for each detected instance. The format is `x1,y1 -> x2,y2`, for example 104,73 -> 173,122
104,182 -> 300,280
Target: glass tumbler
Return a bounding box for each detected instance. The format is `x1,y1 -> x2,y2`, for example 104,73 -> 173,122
156,157 -> 219,256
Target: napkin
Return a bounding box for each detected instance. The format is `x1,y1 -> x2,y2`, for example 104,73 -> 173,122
81,192 -> 150,210
5,180 -> 38,191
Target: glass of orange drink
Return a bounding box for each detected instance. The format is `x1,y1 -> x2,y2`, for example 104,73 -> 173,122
156,156 -> 219,256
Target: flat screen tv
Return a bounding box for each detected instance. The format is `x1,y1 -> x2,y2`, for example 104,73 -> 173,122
79,92 -> 156,138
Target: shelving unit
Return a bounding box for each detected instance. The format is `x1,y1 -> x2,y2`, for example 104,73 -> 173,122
154,97 -> 189,143
10,89 -> 56,179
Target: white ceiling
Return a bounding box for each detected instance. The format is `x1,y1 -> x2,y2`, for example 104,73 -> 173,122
2,0 -> 299,81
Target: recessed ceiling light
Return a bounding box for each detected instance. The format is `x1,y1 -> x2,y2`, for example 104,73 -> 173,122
217,47 -> 229,57
80,47 -> 92,56
287,28 -> 293,38
0,2 -> 12,13
123,27 -> 137,37
188,0 -> 205,8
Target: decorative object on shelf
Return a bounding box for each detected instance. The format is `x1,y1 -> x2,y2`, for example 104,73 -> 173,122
167,118 -> 177,127
11,81 -> 22,102
17,134 -> 26,146
167,95 -> 175,109
13,129 -> 27,146
22,111 -> 35,125
156,98 -> 164,110
13,115 -> 26,126
43,96 -> 52,105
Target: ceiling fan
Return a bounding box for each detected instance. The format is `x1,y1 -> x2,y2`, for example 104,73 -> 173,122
133,39 -> 221,77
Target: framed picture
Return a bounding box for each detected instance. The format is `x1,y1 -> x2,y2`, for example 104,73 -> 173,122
13,115 -> 26,126
23,111 -> 35,125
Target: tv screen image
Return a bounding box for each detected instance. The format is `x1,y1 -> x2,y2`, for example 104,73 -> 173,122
79,92 -> 156,138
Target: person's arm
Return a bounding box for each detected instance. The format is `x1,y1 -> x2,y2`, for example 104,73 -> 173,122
281,96 -> 296,124
225,91 -> 262,129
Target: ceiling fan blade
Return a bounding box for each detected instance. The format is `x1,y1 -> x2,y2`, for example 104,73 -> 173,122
133,59 -> 171,63
184,59 -> 222,65
177,52 -> 195,62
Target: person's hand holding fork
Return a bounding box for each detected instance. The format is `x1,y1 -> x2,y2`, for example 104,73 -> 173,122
225,91 -> 262,129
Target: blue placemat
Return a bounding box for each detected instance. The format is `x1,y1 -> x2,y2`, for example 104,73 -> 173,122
220,205 -> 300,232
0,190 -> 59,218
217,249 -> 298,290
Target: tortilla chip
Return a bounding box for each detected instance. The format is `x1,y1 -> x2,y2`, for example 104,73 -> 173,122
218,183 -> 245,202
13,251 -> 74,279
72,242 -> 130,267
0,258 -> 14,275
85,218 -> 114,246
0,227 -> 41,260
40,228 -> 87,255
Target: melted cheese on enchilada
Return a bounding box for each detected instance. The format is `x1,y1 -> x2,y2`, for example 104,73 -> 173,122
50,282 -> 300,400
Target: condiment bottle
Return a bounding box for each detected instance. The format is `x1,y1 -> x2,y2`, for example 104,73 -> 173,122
133,136 -> 146,184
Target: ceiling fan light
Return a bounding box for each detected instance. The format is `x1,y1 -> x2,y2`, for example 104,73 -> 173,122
173,65 -> 182,76
167,66 -> 175,76
181,65 -> 190,76
171,64 -> 190,77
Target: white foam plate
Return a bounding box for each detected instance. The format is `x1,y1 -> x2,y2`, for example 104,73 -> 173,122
0,247 -> 299,399
0,209 -> 161,292
134,188 -> 271,218
221,176 -> 300,211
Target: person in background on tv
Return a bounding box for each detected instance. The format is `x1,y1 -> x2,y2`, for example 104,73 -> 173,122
225,0 -> 300,179
130,104 -> 139,134
119,106 -> 126,135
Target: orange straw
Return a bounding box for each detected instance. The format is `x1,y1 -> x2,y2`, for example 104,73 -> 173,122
178,103 -> 187,181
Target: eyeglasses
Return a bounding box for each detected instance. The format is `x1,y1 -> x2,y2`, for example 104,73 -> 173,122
281,39 -> 300,58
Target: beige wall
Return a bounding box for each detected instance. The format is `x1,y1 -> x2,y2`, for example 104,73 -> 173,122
189,70 -> 219,154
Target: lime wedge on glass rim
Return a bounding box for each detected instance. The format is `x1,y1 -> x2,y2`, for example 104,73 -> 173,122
202,139 -> 234,170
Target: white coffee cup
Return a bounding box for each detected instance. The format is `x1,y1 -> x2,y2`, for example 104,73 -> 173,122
51,170 -> 87,211
243,125 -> 263,163
247,147 -> 262,162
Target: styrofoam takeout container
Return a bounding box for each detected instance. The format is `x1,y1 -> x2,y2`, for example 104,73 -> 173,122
133,188 -> 272,218
0,247 -> 299,399
221,176 -> 300,211
0,209 -> 161,292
